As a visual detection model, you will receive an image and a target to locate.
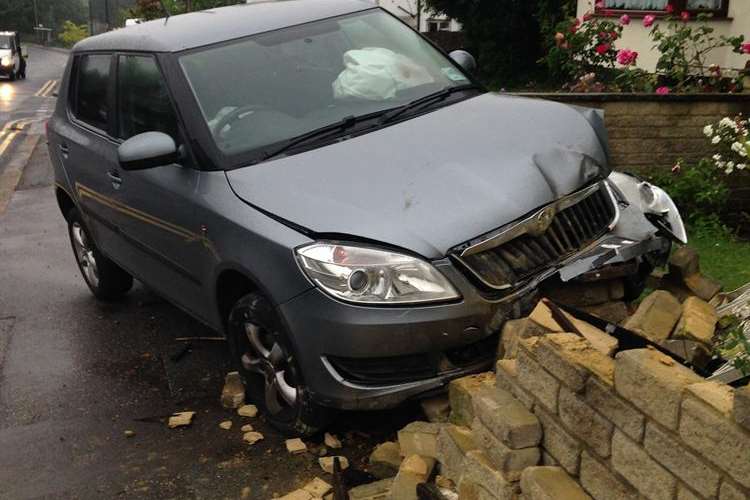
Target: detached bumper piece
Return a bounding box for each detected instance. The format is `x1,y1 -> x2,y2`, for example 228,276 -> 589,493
453,182 -> 617,293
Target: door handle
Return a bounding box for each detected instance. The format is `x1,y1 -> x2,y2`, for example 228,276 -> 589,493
59,143 -> 69,159
107,170 -> 123,189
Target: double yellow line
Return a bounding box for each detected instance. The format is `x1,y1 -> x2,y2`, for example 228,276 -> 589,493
0,118 -> 33,159
35,79 -> 58,98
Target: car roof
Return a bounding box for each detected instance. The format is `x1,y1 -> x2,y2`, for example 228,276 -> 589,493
74,0 -> 377,54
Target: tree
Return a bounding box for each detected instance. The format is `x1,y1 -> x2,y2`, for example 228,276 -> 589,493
129,0 -> 245,20
0,0 -> 87,34
424,0 -> 573,87
58,20 -> 89,48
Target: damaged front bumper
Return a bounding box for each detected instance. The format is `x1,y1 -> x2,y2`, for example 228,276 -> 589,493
284,172 -> 681,411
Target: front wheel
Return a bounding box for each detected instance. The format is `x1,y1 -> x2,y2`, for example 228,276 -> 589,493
67,207 -> 133,300
228,293 -> 329,436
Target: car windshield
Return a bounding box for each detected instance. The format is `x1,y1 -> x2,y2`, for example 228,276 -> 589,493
0,36 -> 11,50
179,10 -> 472,157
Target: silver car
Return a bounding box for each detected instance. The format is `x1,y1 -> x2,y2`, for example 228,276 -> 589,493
48,0 -> 686,434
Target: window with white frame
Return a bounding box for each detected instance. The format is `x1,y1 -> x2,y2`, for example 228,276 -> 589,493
596,0 -> 728,17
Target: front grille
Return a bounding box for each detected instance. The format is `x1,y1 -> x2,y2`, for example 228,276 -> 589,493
455,183 -> 617,292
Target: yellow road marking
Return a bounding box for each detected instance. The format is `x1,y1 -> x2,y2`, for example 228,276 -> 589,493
0,119 -> 33,158
41,80 -> 58,98
35,80 -> 56,97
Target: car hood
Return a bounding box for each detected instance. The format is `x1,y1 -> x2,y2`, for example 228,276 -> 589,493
226,93 -> 610,259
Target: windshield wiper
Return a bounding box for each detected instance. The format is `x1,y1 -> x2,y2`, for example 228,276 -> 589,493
262,114 -> 370,162
378,83 -> 481,125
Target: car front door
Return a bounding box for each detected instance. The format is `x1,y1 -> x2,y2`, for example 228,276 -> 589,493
108,53 -> 211,320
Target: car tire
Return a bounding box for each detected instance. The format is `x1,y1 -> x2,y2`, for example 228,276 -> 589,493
8,70 -> 15,81
228,292 -> 329,436
67,207 -> 133,300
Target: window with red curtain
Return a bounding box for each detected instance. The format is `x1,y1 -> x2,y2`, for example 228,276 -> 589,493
595,0 -> 729,18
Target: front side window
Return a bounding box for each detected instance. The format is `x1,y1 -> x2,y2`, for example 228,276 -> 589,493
0,36 -> 10,50
117,55 -> 178,141
74,54 -> 111,131
179,10 -> 473,159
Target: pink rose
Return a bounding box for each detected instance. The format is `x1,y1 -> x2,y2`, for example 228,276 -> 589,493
620,14 -> 631,25
643,15 -> 656,27
616,49 -> 638,66
595,43 -> 611,55
681,11 -> 691,22
741,42 -> 750,54
596,1 -> 605,8
656,86 -> 671,95
665,4 -> 674,13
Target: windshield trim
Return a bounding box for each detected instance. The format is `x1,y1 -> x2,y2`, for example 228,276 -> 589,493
170,8 -> 485,172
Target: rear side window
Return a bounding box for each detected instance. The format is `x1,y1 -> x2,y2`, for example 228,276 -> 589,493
117,55 -> 178,141
73,54 -> 111,131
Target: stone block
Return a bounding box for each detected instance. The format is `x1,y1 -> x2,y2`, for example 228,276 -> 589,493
349,478 -> 393,500
673,297 -> 718,345
436,425 -> 478,485
680,397 -> 750,489
534,333 -> 615,392
472,418 -> 540,482
734,385 -> 750,431
623,291 -> 682,343
449,373 -> 495,427
533,405 -> 582,475
517,341 -> 560,412
581,301 -> 630,325
527,302 -> 619,356
611,431 -> 677,500
686,381 -> 734,417
520,467 -> 592,500
456,480 -> 495,500
541,280 -> 625,307
614,348 -> 702,430
500,318 -> 549,359
369,442 -> 402,479
390,455 -> 435,500
583,376 -> 644,441
676,485 -> 702,500
473,387 -> 542,449
719,480 -> 749,500
579,452 -> 638,500
643,422 -> 721,498
669,246 -> 700,281
684,273 -> 722,302
462,451 -> 516,500
398,421 -> 442,459
558,386 -> 614,458
495,359 -> 535,410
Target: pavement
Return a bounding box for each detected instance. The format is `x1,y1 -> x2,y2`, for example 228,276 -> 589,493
0,46 -> 419,499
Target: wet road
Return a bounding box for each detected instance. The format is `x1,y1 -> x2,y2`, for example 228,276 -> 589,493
0,46 -> 418,499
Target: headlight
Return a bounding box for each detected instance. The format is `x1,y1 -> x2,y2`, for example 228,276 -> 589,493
0,57 -> 10,67
296,243 -> 461,305
638,182 -> 688,244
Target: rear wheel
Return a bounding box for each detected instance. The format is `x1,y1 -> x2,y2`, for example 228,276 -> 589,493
228,293 -> 329,436
67,208 -> 133,300
8,70 -> 15,81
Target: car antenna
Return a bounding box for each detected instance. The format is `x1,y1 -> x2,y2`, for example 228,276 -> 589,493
158,0 -> 171,19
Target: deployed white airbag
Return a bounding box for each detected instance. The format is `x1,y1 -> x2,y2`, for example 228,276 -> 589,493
333,47 -> 435,101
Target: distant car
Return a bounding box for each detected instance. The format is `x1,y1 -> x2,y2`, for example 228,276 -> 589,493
0,31 -> 26,80
48,0 -> 686,435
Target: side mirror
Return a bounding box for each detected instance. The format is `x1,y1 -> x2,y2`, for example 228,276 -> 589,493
449,50 -> 477,74
118,131 -> 179,171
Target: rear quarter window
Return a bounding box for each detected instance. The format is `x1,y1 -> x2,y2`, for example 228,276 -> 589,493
72,54 -> 112,131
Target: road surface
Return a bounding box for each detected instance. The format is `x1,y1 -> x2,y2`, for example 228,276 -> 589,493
0,45 -> 418,499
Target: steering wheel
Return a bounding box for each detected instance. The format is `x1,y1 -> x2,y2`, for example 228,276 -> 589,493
213,104 -> 273,138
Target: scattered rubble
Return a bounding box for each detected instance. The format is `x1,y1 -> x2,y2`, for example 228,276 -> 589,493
220,371 -> 245,409
324,432 -> 342,449
240,424 -> 253,432
167,411 -> 195,429
219,420 -> 233,430
237,404 -> 258,418
419,396 -> 451,423
124,430 -> 135,438
286,438 -> 308,455
242,431 -> 264,445
318,456 -> 349,474
302,477 -> 332,497
368,441 -> 402,479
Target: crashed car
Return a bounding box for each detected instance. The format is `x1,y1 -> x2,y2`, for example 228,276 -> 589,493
47,0 -> 686,434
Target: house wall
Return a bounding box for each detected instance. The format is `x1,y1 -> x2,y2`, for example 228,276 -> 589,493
576,1 -> 750,72
377,0 -> 462,32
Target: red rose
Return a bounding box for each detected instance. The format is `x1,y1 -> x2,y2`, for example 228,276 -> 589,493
681,11 -> 690,22
595,43 -> 611,55
665,4 -> 674,13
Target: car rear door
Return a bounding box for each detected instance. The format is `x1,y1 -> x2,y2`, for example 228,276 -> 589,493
53,52 -> 129,264
107,53 -> 211,320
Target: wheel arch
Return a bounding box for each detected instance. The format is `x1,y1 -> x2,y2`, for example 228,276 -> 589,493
56,186 -> 76,221
215,266 -> 264,332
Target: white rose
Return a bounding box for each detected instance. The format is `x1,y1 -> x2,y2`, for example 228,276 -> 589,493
704,125 -> 714,137
712,135 -> 721,144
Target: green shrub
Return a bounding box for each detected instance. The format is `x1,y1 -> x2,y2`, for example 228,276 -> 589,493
58,21 -> 89,48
